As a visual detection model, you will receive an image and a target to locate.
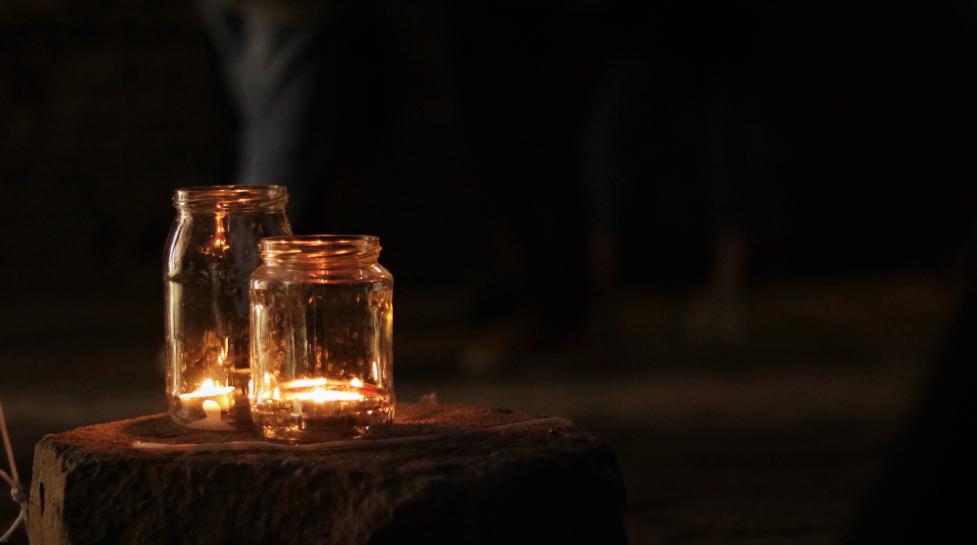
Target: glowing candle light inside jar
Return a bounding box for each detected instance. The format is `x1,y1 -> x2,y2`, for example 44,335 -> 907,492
278,377 -> 369,403
178,378 -> 235,430
248,233 -> 395,441
251,374 -> 389,440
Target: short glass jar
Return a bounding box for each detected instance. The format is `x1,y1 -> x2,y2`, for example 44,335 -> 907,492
249,235 -> 395,441
164,185 -> 291,430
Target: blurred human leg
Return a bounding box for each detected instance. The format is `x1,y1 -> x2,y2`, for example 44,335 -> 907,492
197,0 -> 340,231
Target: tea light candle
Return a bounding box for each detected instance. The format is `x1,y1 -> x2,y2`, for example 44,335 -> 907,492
184,400 -> 233,431
179,379 -> 235,431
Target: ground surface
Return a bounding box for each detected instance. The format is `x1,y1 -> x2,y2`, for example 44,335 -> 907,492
29,406 -> 624,545
0,274 -> 956,544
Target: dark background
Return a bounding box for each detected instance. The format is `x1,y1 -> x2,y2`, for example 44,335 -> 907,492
0,1 -> 974,543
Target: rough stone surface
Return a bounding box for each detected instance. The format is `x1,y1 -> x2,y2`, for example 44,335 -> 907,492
28,403 -> 627,545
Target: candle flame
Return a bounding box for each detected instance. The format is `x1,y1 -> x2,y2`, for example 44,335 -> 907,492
290,388 -> 364,403
267,376 -> 369,404
179,378 -> 235,400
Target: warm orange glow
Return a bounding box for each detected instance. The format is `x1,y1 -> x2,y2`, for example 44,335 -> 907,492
289,388 -> 364,403
201,400 -> 223,421
179,378 -> 235,400
178,379 -> 235,430
211,211 -> 228,253
266,376 -> 370,404
218,338 -> 228,366
179,378 -> 234,412
178,341 -> 232,400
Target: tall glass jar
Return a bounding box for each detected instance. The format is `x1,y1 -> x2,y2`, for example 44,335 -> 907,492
165,185 -> 291,430
249,235 -> 394,442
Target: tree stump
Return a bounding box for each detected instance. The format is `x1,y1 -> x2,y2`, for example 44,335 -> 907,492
28,403 -> 627,545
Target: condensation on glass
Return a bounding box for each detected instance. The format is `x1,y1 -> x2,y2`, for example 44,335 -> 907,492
164,185 -> 291,430
249,235 -> 394,442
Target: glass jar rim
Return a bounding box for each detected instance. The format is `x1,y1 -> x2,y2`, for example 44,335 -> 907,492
260,235 -> 381,265
173,185 -> 288,212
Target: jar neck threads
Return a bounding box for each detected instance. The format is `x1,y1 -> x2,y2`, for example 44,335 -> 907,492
260,235 -> 381,268
173,185 -> 288,213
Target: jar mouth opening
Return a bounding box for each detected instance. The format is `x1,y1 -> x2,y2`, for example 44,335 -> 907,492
173,185 -> 288,212
261,235 -> 381,264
